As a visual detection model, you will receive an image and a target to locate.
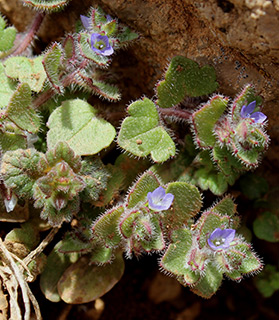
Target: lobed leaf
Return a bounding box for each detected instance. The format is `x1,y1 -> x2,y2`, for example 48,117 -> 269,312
156,56 -> 218,108
4,56 -> 47,92
190,262 -> 223,298
191,95 -> 228,148
1,148 -> 43,198
160,228 -> 199,285
117,98 -> 176,162
164,182 -> 202,229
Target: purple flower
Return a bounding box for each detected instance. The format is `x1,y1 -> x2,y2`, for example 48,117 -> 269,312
207,228 -> 235,250
80,15 -> 91,30
147,186 -> 174,211
90,33 -> 114,56
240,101 -> 267,123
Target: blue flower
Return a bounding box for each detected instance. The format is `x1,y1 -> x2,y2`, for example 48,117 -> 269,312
90,33 -> 114,56
80,15 -> 91,30
147,186 -> 174,211
207,228 -> 235,250
240,101 -> 267,123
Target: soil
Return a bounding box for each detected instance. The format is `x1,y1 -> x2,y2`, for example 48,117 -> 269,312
0,0 -> 279,319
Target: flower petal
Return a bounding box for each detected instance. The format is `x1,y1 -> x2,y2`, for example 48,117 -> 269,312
160,193 -> 174,210
207,228 -> 235,250
147,186 -> 174,211
80,15 -> 91,30
250,111 -> 267,123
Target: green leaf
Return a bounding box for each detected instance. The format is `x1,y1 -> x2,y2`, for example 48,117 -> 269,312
126,170 -> 161,209
40,241 -> 79,302
160,228 -> 199,285
254,264 -> 279,298
42,43 -> 63,93
57,252 -> 124,304
235,243 -> 262,274
140,217 -> 165,252
117,26 -> 138,43
191,95 -> 228,148
58,234 -> 92,254
92,205 -> 124,247
0,15 -> 16,53
47,99 -> 116,156
164,182 -> 202,228
80,157 -> 110,203
5,221 -> 40,251
21,0 -> 72,12
90,244 -> 114,265
0,62 -> 16,109
253,211 -> 279,242
97,154 -> 150,207
0,132 -> 27,153
157,56 -> 218,108
6,83 -> 41,133
4,56 -> 46,92
117,98 -> 176,162
210,196 -> 237,217
73,72 -> 121,101
1,148 -> 43,198
190,262 -> 223,298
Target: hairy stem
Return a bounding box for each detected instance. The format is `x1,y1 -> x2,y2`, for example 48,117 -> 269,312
159,107 -> 192,121
11,12 -> 45,57
33,60 -> 90,109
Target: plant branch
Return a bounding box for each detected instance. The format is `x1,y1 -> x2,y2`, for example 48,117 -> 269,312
23,226 -> 60,266
158,107 -> 192,121
11,12 -> 45,56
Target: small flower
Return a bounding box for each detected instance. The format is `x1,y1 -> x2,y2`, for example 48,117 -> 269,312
90,33 -> 114,56
80,15 -> 91,30
147,186 -> 174,211
207,228 -> 235,250
240,101 -> 267,123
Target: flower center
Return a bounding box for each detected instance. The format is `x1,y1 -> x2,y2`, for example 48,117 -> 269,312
95,40 -> 106,50
212,237 -> 226,247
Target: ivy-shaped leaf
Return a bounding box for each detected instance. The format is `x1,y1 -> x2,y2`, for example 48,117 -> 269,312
156,56 -> 218,108
4,56 -> 47,92
117,97 -> 176,162
47,99 -> 116,156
